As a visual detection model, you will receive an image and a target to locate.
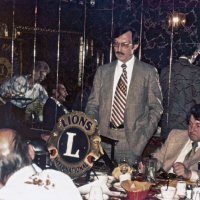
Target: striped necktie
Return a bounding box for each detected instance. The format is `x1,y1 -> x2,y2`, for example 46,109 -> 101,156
110,64 -> 127,128
183,141 -> 198,166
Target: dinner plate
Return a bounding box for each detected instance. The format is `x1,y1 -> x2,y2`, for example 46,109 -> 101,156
113,182 -> 126,192
155,193 -> 179,200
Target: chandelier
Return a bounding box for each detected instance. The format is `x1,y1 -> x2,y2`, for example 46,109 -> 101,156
168,12 -> 186,28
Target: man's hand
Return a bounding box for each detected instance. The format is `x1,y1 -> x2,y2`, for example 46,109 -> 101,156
173,162 -> 191,179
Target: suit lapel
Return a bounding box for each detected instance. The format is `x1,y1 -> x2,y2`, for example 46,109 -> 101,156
169,138 -> 187,163
125,58 -> 140,114
164,131 -> 189,171
105,61 -> 116,96
103,61 -> 116,120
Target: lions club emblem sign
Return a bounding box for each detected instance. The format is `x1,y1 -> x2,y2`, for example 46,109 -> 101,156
47,111 -> 103,178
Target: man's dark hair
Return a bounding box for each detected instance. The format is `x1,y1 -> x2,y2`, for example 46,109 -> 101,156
186,104 -> 200,124
112,26 -> 139,44
0,129 -> 32,185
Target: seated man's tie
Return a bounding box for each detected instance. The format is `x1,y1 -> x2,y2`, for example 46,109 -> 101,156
110,64 -> 127,128
184,141 -> 198,166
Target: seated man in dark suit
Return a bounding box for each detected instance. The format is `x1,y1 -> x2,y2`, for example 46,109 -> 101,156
140,104 -> 200,181
42,83 -> 69,131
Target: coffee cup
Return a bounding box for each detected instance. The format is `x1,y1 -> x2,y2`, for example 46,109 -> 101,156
176,180 -> 186,198
161,186 -> 176,200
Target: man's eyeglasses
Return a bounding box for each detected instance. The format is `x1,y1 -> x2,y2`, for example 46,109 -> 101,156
113,42 -> 133,49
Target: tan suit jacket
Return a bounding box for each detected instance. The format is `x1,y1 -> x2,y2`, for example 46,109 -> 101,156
85,57 -> 163,157
153,129 -> 200,176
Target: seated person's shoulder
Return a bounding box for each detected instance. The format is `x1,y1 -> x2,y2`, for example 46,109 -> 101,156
168,129 -> 188,138
170,129 -> 187,134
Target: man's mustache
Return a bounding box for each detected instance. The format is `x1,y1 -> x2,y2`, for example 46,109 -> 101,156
116,51 -> 124,56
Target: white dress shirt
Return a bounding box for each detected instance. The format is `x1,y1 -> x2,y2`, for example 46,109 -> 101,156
168,139 -> 200,181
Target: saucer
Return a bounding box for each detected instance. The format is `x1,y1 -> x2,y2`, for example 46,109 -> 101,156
113,182 -> 126,192
155,193 -> 179,200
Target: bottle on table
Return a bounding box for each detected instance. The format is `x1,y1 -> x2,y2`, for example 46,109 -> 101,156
186,184 -> 193,199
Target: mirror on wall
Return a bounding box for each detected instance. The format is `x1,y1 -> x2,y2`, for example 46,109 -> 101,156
0,0 -> 200,142
0,0 -> 114,133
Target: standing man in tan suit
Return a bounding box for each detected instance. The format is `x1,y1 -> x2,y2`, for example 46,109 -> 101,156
85,26 -> 163,164
150,104 -> 200,181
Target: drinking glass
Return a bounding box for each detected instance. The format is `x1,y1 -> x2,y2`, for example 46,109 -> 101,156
144,157 -> 157,182
176,181 -> 186,198
131,160 -> 140,180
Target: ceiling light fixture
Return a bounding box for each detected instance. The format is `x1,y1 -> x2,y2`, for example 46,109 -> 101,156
168,12 -> 186,28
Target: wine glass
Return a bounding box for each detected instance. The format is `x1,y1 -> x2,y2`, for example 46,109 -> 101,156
144,157 -> 157,182
132,160 -> 140,180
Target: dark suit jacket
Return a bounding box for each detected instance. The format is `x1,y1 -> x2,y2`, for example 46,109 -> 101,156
85,57 -> 163,156
42,98 -> 67,131
160,58 -> 200,142
153,129 -> 200,177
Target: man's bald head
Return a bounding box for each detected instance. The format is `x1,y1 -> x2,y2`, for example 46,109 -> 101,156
0,128 -> 33,163
0,129 -> 16,157
0,129 -> 33,185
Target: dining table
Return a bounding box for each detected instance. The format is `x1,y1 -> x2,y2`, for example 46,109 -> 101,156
74,169 -> 197,200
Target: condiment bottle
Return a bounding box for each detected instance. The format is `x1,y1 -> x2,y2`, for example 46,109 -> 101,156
196,179 -> 200,187
186,184 -> 193,199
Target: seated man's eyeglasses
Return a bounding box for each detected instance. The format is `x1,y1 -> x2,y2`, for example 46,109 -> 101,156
113,42 -> 133,49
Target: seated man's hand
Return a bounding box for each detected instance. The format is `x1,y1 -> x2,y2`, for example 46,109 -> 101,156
172,162 -> 191,179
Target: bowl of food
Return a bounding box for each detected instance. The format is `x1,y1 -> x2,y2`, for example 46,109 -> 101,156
121,180 -> 153,200
127,190 -> 149,200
